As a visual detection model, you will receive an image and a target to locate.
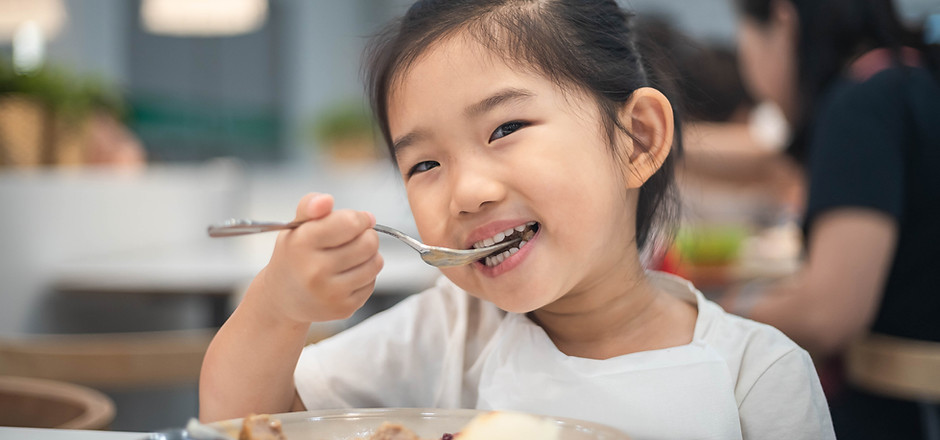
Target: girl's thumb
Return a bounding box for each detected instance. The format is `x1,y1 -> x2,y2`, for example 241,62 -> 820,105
296,193 -> 334,221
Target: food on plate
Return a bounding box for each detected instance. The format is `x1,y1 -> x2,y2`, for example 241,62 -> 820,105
458,411 -> 560,440
239,414 -> 286,440
365,422 -> 421,440
239,411 -> 561,440
362,411 -> 560,440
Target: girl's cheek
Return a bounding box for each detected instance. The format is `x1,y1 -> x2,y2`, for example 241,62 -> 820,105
408,194 -> 444,242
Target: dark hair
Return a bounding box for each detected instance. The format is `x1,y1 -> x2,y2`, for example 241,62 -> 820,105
364,0 -> 683,251
735,0 -> 940,162
635,16 -> 754,123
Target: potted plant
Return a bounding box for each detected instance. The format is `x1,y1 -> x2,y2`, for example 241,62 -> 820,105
306,99 -> 382,162
0,61 -> 125,167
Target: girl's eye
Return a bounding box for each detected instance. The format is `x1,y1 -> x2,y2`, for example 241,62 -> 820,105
408,160 -> 440,177
489,121 -> 528,142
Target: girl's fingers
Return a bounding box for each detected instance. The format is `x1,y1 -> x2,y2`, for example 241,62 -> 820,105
347,280 -> 378,308
304,209 -> 376,249
322,279 -> 378,321
323,229 -> 381,273
304,253 -> 381,321
333,252 -> 384,294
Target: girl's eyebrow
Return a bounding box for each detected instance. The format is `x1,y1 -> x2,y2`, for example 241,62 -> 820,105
464,87 -> 535,118
392,87 -> 535,154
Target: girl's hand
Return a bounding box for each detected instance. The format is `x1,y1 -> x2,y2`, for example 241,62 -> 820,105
258,193 -> 384,325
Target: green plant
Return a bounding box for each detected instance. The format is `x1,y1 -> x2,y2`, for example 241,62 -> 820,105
307,100 -> 375,146
0,60 -> 124,123
0,59 -> 127,166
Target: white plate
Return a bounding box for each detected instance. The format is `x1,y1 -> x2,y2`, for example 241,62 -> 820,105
210,408 -> 631,439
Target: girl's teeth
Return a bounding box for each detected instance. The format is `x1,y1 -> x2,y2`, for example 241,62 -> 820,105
484,246 -> 522,267
481,240 -> 530,264
474,222 -> 538,250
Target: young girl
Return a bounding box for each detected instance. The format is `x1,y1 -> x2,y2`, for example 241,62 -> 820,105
200,1 -> 834,438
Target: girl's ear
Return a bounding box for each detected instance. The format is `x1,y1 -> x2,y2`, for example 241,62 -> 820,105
618,87 -> 674,188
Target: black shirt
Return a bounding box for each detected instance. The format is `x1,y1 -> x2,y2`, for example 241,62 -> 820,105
804,64 -> 940,342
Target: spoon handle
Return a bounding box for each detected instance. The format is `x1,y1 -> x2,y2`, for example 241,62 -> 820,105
207,219 -> 305,237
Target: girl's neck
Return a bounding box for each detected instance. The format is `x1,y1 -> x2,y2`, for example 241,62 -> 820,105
529,266 -> 697,360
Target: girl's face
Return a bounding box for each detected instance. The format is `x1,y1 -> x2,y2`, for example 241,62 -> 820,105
387,36 -> 642,314
737,13 -> 799,122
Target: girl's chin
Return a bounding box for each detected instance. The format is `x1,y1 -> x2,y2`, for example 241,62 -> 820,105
476,295 -> 542,314
493,301 -> 542,314
468,284 -> 553,314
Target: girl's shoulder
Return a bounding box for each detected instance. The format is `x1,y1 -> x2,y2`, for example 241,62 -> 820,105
823,48 -> 936,116
649,273 -> 834,435
649,271 -> 809,375
847,47 -> 922,83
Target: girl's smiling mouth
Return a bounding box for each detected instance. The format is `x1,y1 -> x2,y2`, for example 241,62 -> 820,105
470,221 -> 540,268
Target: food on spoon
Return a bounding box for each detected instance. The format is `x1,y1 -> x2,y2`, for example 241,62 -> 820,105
239,414 -> 286,440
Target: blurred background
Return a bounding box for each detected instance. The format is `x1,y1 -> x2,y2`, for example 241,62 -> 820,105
0,0 -> 936,433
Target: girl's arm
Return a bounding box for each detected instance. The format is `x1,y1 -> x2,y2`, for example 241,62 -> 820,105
681,121 -> 799,185
199,193 -> 383,421
199,272 -> 311,420
724,208 -> 897,357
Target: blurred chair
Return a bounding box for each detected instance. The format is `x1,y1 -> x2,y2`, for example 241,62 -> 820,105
0,329 -> 214,389
0,326 -> 339,388
0,375 -> 115,429
0,327 -> 334,431
847,333 -> 940,439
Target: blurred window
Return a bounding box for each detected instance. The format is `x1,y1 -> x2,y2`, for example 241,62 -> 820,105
126,0 -> 283,162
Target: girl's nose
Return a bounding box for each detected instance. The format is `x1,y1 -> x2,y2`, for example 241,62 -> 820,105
448,162 -> 507,216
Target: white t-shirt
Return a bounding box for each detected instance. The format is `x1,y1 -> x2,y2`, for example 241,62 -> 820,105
295,271 -> 835,440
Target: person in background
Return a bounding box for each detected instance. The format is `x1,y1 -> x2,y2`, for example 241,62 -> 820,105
635,18 -> 803,285
724,0 -> 940,438
636,17 -> 802,217
199,1 -> 835,437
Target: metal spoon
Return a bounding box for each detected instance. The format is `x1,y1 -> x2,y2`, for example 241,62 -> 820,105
207,219 -> 520,267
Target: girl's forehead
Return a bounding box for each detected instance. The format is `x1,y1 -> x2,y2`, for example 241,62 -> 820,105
389,33 -> 541,99
386,37 -> 520,133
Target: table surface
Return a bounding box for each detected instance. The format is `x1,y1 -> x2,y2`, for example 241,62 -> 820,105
0,427 -> 144,440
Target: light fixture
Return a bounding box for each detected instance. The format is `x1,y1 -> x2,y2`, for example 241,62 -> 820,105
0,0 -> 67,43
13,21 -> 46,73
141,0 -> 268,37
